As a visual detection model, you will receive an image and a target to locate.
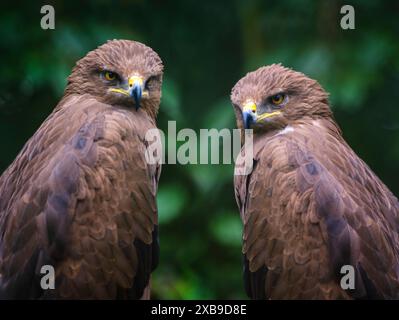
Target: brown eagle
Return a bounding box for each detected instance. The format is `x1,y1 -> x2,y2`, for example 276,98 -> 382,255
231,64 -> 399,299
0,40 -> 163,299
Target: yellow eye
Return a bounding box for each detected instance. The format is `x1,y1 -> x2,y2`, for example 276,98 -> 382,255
103,71 -> 117,81
270,93 -> 285,105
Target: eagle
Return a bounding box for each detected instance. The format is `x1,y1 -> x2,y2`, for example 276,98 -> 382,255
0,40 -> 163,299
231,64 -> 399,299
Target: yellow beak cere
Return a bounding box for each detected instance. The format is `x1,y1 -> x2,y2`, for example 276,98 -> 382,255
128,75 -> 143,87
243,101 -> 257,113
242,100 -> 282,122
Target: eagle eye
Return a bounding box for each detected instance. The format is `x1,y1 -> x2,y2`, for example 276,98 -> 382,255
101,70 -> 119,82
270,93 -> 286,106
145,75 -> 158,90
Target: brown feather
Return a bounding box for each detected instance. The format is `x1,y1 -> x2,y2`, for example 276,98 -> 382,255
232,64 -> 399,299
0,40 -> 163,299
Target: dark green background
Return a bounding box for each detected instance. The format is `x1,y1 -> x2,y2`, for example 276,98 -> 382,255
0,0 -> 398,299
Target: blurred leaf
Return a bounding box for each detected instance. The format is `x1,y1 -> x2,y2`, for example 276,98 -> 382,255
160,77 -> 182,122
187,164 -> 232,194
157,183 -> 188,224
201,97 -> 235,129
210,212 -> 242,247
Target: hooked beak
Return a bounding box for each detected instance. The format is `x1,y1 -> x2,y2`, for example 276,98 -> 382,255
242,100 -> 283,129
128,76 -> 143,110
242,101 -> 257,129
109,75 -> 147,110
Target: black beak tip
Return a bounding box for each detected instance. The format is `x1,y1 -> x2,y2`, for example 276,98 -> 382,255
243,111 -> 254,130
131,85 -> 142,110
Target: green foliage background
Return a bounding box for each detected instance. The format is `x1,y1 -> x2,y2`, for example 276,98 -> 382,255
0,0 -> 398,299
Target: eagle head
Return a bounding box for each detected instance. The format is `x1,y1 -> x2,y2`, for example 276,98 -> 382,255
231,64 -> 331,132
66,39 -> 164,117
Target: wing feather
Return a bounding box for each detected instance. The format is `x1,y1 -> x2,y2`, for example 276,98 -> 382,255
236,120 -> 399,299
0,95 -> 161,299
